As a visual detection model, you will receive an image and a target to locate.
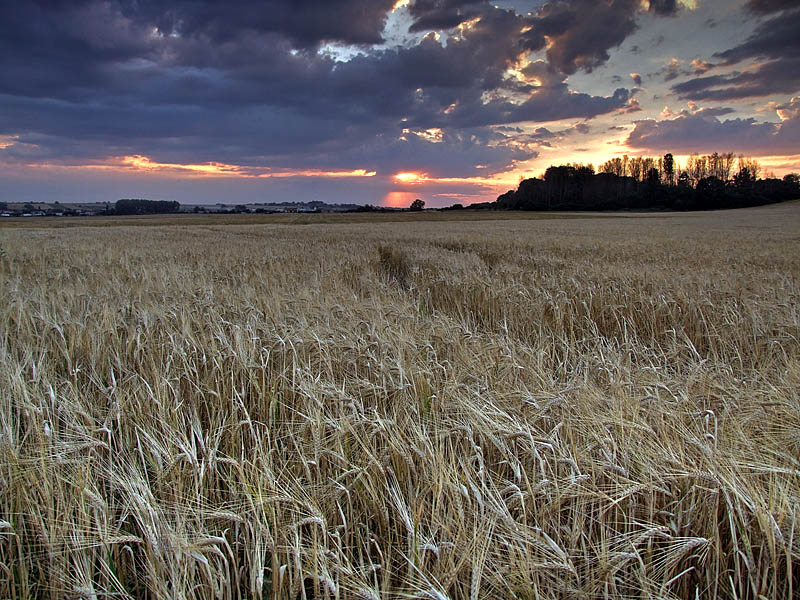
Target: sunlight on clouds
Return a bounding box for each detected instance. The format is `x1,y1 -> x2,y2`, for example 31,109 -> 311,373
123,155 -> 241,175
256,169 -> 376,179
402,128 -> 444,142
318,42 -> 365,63
125,155 -> 376,178
505,56 -> 539,87
458,17 -> 482,34
21,155 -> 377,179
388,168 -> 527,205
776,97 -> 800,122
0,135 -> 19,150
394,169 -> 524,188
758,154 -> 800,174
394,172 -> 427,184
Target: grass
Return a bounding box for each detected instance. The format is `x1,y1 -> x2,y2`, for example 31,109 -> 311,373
1,205 -> 799,598
0,209 -> 609,229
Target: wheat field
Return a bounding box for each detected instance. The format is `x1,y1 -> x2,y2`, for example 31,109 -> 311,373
1,205 -> 799,599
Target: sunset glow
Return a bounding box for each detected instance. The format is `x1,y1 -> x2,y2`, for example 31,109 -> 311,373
256,169 -> 377,179
16,155 -> 379,180
120,156 -> 377,179
0,0 -> 797,207
383,191 -> 418,208
393,172 -> 427,184
122,155 -> 241,176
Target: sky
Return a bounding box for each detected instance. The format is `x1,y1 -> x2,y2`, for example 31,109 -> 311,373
1,0 -> 798,208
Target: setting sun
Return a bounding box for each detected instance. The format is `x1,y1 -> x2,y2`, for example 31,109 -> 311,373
393,171 -> 427,184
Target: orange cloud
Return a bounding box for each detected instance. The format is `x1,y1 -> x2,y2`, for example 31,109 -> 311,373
19,154 -> 376,179
393,170 -> 521,188
256,168 -> 376,179
394,171 -> 428,184
123,155 -> 376,178
122,155 -> 241,175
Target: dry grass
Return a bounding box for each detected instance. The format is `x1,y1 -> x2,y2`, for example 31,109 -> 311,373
1,205 -> 799,599
0,209 -> 604,229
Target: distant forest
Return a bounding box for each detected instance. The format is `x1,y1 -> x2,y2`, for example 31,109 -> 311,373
113,199 -> 181,215
496,153 -> 800,211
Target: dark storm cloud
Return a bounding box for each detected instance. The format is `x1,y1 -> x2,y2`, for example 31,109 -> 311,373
407,0 -> 487,32
118,0 -> 398,47
352,127 -> 535,176
520,0 -> 641,74
406,0 -> 673,74
626,104 -> 800,154
670,7 -> 800,100
744,0 -> 798,14
398,58 -> 630,129
399,0 -> 677,80
0,0 -> 645,177
472,83 -> 630,126
648,0 -> 678,16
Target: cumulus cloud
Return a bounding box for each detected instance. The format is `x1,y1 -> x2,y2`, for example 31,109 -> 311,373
776,97 -> 800,121
520,0 -> 641,74
626,104 -> 800,155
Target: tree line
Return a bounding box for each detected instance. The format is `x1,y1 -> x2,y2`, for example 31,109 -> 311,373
496,153 -> 800,212
113,199 -> 181,215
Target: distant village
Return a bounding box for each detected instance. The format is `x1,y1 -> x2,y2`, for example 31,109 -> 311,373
0,199 -> 410,218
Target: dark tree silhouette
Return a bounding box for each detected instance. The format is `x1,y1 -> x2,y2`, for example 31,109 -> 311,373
733,167 -> 754,189
114,199 -> 180,215
496,151 -> 800,212
409,199 -> 425,211
645,167 -> 660,187
663,153 -> 674,186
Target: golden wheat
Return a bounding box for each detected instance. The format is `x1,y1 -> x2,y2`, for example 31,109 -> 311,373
1,204 -> 799,599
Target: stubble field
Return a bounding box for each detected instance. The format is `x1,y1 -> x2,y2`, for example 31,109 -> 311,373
1,205 -> 799,599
